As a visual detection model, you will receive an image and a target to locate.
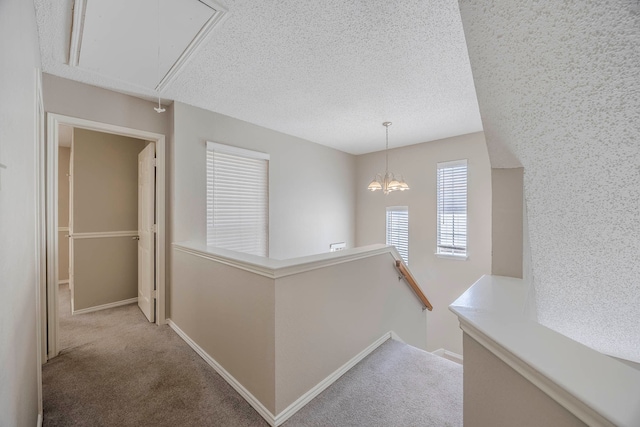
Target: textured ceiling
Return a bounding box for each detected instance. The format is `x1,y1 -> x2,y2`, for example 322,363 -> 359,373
34,0 -> 482,154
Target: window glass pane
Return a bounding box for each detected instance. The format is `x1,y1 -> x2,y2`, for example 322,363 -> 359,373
437,160 -> 467,256
387,206 -> 409,265
206,142 -> 269,257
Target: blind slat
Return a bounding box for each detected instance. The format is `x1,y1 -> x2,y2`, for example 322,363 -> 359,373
206,143 -> 269,257
386,206 -> 409,265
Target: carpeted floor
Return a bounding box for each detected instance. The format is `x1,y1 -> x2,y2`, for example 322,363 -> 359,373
283,339 -> 462,427
44,285 -> 462,426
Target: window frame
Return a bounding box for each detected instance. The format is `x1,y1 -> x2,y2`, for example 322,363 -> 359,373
436,159 -> 468,259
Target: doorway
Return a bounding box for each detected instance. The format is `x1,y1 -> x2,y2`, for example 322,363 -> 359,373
45,114 -> 166,360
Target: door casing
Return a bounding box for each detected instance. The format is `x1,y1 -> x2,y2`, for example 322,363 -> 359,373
44,113 -> 166,360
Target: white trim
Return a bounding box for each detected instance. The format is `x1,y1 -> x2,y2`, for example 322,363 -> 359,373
431,348 -> 463,364
71,230 -> 138,239
450,275 -> 640,427
390,331 -> 406,343
72,297 -> 137,315
156,1 -> 228,91
46,113 -> 60,360
437,158 -> 468,169
168,319 -> 396,427
459,320 -> 613,427
68,0 -> 226,93
206,141 -> 270,160
67,0 -> 87,66
34,68 -> 45,423
58,280 -> 69,285
275,332 -> 393,426
57,227 -> 70,232
45,113 -> 167,360
167,320 -> 277,426
172,243 -> 399,279
435,253 -> 468,260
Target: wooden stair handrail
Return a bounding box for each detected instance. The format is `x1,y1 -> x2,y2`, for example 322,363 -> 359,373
395,260 -> 433,311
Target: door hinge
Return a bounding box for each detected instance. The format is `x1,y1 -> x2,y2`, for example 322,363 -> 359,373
153,158 -> 157,167
153,224 -> 158,233
152,290 -> 158,299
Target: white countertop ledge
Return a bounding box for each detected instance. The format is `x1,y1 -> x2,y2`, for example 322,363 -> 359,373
450,275 -> 640,427
172,242 -> 399,279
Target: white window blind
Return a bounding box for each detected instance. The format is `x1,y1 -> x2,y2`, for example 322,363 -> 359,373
386,206 -> 409,265
437,160 -> 467,257
206,142 -> 269,257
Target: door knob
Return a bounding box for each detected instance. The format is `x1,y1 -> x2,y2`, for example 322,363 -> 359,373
133,236 -> 140,240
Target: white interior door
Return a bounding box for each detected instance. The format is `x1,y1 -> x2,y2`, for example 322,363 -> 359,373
138,143 -> 155,322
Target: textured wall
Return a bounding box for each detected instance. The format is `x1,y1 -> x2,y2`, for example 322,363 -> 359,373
458,0 -> 640,361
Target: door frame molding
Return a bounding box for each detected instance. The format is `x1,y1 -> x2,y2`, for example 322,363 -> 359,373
45,113 -> 166,359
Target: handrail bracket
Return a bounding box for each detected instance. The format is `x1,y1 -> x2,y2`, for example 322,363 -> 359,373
394,260 -> 433,311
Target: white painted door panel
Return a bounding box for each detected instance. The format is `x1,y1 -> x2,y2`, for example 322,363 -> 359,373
138,143 -> 155,322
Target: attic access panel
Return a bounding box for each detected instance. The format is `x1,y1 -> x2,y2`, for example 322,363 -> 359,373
70,0 -> 226,90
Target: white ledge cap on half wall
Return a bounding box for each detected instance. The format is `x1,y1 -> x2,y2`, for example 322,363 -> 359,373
172,242 -> 400,279
449,275 -> 640,427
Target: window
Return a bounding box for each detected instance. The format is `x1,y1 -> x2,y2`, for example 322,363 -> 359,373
206,142 -> 269,257
437,160 -> 467,257
386,206 -> 409,265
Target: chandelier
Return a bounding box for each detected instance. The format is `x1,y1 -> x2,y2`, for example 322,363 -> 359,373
367,122 -> 409,194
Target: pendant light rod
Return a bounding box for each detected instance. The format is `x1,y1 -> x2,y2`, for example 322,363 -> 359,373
383,121 -> 391,173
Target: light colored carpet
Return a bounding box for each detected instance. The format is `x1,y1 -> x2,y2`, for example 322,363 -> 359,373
44,285 -> 462,426
44,285 -> 269,427
283,339 -> 462,427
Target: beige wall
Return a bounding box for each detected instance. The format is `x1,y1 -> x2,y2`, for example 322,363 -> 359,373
491,168 -> 523,278
172,102 -> 356,260
171,246 -> 427,418
355,132 -> 492,355
42,74 -> 169,137
73,238 -> 139,309
72,129 -> 146,310
171,249 -> 276,413
0,0 -> 41,424
463,333 -> 586,427
275,252 -> 427,413
58,147 -> 70,281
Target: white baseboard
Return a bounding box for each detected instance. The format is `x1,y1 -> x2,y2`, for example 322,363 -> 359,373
432,348 -> 463,364
58,280 -> 69,285
167,320 -> 277,426
275,331 -> 392,426
167,319 -> 395,427
37,413 -> 42,427
72,297 -> 137,315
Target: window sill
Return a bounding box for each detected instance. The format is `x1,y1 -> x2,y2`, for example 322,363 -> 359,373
435,253 -> 468,260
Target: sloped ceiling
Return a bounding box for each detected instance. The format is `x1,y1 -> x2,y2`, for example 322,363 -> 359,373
34,0 -> 482,154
